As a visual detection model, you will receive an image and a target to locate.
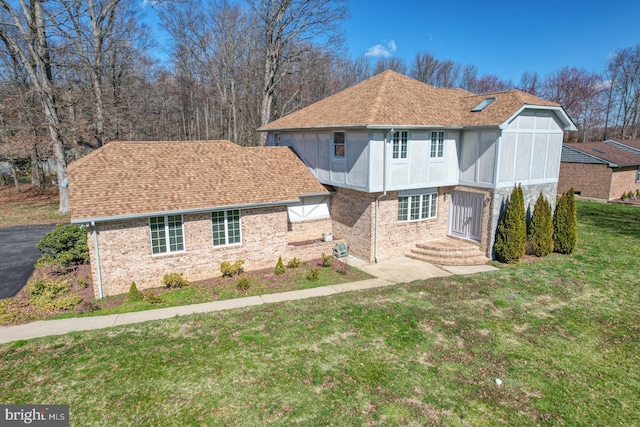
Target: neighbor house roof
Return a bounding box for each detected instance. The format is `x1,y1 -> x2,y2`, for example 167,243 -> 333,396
68,140 -> 328,222
258,70 -> 575,131
604,139 -> 640,155
561,142 -> 640,167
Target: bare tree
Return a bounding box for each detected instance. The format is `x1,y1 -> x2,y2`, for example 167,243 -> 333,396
249,0 -> 347,145
0,0 -> 70,212
519,70 -> 540,95
542,67 -> 605,141
372,56 -> 407,75
475,74 -> 513,94
604,45 -> 640,140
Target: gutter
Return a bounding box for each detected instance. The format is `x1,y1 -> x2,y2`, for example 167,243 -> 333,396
374,128 -> 395,263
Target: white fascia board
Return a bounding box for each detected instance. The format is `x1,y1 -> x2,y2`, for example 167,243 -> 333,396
499,105 -> 577,131
71,199 -> 301,224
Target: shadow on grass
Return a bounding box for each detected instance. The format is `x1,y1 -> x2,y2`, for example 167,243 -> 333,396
577,201 -> 640,239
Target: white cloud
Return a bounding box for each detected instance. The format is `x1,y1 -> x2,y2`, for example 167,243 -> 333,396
365,40 -> 397,58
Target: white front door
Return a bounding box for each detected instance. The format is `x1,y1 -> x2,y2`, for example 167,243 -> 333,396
449,191 -> 483,242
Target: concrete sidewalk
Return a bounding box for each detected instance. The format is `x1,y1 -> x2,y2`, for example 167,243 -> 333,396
0,257 -> 497,344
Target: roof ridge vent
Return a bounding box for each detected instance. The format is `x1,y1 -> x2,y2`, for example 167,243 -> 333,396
471,97 -> 496,112
591,147 -> 607,154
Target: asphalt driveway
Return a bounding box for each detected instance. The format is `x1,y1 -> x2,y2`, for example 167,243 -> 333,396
0,224 -> 56,299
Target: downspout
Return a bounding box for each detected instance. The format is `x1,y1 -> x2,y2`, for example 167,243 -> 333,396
374,128 -> 394,263
91,221 -> 104,299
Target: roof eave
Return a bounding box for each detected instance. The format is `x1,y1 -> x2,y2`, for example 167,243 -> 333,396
71,199 -> 303,224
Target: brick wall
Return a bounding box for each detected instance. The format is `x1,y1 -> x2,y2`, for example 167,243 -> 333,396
374,188 -> 453,259
330,188 -> 374,261
88,206 -> 321,297
558,162 -> 612,200
610,167 -> 640,200
287,218 -> 332,243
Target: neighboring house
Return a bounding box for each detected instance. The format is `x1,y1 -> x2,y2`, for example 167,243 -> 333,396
68,140 -> 335,298
258,70 -> 576,264
559,141 -> 640,201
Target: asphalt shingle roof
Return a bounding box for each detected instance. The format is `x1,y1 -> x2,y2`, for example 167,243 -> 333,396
562,142 -> 640,167
258,70 -> 562,131
68,140 -> 328,222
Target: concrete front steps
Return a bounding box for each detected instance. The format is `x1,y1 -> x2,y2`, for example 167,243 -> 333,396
406,237 -> 490,266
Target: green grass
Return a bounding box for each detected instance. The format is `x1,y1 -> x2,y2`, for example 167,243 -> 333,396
1,201 -> 639,426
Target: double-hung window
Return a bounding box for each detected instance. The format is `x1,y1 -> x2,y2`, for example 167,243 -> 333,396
333,132 -> 345,158
636,167 -> 640,183
212,210 -> 241,246
392,131 -> 408,159
150,215 -> 184,254
430,131 -> 444,158
398,190 -> 438,222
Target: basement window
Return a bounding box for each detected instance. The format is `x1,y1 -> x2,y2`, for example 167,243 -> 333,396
471,97 -> 496,112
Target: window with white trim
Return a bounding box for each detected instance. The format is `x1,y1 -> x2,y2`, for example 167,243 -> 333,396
430,131 -> 444,158
392,131 -> 408,159
333,132 -> 345,158
150,215 -> 184,254
398,191 -> 438,221
212,210 -> 241,246
636,167 -> 640,182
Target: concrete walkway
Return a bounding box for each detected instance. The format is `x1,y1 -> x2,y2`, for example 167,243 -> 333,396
0,257 -> 497,344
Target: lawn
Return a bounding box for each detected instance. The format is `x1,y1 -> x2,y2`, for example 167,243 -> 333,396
0,202 -> 638,426
0,184 -> 69,227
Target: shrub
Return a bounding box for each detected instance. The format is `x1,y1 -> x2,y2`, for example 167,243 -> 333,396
162,272 -> 190,289
306,268 -> 320,282
493,185 -> 526,263
287,257 -> 301,269
36,224 -> 89,268
274,256 -> 285,275
553,188 -> 578,254
321,252 -> 333,267
143,292 -> 163,304
221,260 -> 245,277
128,282 -> 144,302
50,295 -> 83,311
636,189 -> 640,197
236,277 -> 251,291
527,193 -> 554,257
26,277 -> 81,311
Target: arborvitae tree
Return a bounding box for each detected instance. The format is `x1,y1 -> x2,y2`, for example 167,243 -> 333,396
274,256 -> 285,275
128,282 -> 143,302
494,185 -> 527,263
528,193 -> 554,257
553,188 -> 578,254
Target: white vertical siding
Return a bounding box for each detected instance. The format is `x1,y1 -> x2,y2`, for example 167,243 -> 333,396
497,109 -> 565,187
459,131 -> 498,187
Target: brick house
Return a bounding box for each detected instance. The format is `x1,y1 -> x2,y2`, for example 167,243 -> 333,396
259,70 -> 576,264
559,141 -> 640,201
68,140 -> 336,298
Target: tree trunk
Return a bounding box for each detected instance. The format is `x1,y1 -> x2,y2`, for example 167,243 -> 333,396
9,160 -> 20,193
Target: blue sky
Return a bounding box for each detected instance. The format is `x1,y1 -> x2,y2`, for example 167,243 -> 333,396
141,0 -> 640,83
